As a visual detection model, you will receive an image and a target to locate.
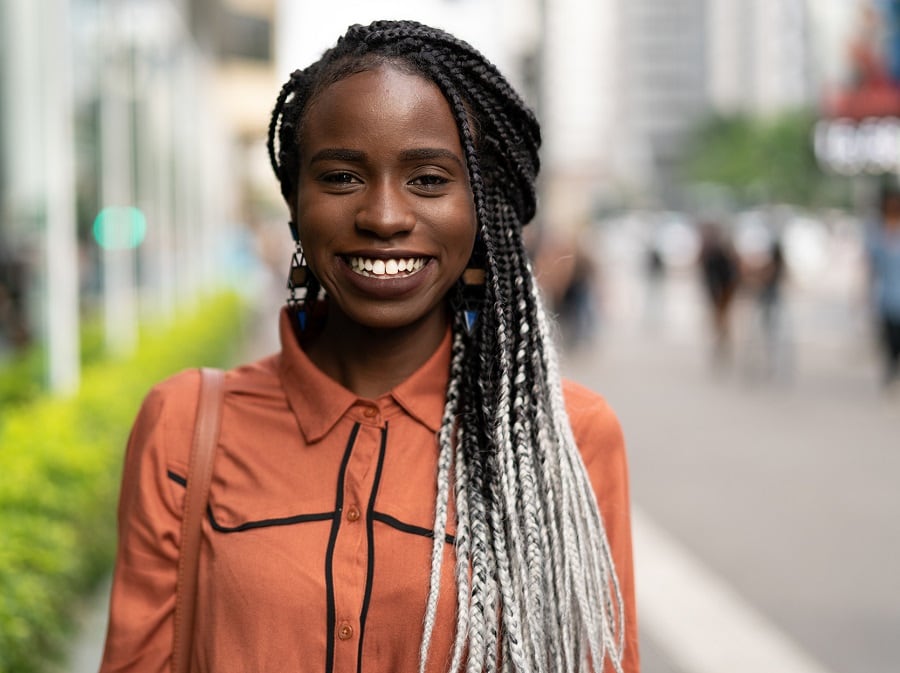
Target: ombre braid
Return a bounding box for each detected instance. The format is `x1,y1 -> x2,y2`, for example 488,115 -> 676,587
267,19 -> 625,673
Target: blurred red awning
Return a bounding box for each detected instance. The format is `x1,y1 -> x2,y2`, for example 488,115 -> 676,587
823,85 -> 900,120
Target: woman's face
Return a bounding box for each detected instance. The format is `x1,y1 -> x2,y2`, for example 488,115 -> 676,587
292,64 -> 477,333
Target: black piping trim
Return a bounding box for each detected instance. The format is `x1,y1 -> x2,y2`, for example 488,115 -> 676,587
357,424 -> 388,672
167,470 -> 187,487
372,511 -> 456,546
208,509 -> 334,533
325,422 -> 360,673
167,469 -> 335,533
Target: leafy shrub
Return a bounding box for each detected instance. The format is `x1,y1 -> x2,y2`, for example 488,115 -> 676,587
0,292 -> 247,673
0,318 -> 107,409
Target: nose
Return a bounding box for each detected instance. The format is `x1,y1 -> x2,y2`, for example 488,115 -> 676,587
355,181 -> 416,238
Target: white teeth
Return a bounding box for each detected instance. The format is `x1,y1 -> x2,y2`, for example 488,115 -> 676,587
349,256 -> 427,277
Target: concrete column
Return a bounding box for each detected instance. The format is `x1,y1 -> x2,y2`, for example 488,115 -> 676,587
43,0 -> 81,392
99,0 -> 138,355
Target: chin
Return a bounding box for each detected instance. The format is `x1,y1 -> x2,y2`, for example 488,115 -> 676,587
338,303 -> 448,334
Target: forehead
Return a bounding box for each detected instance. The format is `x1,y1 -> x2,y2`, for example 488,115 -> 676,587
300,65 -> 463,156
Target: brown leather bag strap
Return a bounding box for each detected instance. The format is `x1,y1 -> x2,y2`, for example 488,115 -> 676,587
172,367 -> 225,673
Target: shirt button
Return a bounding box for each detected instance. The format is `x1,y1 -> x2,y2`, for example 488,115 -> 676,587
363,407 -> 377,419
338,622 -> 354,640
346,505 -> 361,522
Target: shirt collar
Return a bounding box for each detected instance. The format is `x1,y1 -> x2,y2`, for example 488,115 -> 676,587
391,327 -> 451,433
277,307 -> 450,442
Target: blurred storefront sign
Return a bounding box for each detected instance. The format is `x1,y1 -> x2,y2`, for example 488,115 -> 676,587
816,0 -> 900,176
814,116 -> 900,175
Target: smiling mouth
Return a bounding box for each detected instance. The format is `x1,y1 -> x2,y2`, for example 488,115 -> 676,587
347,256 -> 428,278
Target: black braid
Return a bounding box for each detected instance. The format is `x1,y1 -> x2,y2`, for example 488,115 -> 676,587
266,19 -> 625,673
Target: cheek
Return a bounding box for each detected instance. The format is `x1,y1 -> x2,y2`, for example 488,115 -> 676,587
440,213 -> 476,268
458,207 -> 478,263
295,223 -> 335,280
298,228 -> 332,272
448,236 -> 477,286
294,195 -> 337,260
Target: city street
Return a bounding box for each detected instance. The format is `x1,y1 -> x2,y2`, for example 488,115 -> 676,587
7,2 -> 899,672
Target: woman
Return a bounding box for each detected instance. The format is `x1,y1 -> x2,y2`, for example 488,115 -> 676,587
100,20 -> 639,673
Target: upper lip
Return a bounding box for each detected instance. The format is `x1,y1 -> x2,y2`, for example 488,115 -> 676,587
343,250 -> 431,260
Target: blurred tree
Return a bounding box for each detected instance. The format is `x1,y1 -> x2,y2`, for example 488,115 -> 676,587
678,110 -> 853,208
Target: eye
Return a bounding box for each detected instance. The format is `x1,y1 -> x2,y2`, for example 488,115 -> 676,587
321,171 -> 358,184
409,173 -> 450,192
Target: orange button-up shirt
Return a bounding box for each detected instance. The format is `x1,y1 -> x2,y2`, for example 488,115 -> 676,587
100,309 -> 639,673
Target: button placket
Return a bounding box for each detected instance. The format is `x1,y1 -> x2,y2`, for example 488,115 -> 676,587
330,423 -> 378,670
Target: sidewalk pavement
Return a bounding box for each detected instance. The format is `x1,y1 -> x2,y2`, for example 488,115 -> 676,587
558,281 -> 899,673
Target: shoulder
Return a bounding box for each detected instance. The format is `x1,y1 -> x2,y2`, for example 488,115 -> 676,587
132,357 -> 281,466
142,367 -> 203,409
561,378 -> 626,471
137,356 -> 278,426
562,379 -> 622,440
129,368 -> 205,473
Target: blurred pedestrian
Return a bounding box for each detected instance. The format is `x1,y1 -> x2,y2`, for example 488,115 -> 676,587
757,238 -> 785,335
99,20 -> 639,673
531,231 -> 575,317
866,185 -> 900,387
742,233 -> 790,381
559,243 -> 600,348
697,221 -> 740,365
531,229 -> 601,349
642,240 -> 665,332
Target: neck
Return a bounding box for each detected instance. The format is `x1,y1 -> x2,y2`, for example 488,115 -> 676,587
303,309 -> 449,399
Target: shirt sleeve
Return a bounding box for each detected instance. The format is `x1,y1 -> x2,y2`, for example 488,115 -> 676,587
99,370 -> 200,673
563,380 -> 641,673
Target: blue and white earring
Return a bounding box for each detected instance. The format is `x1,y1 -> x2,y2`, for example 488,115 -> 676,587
458,235 -> 486,332
286,221 -> 320,331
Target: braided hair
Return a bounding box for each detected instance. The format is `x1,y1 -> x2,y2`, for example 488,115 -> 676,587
267,20 -> 625,673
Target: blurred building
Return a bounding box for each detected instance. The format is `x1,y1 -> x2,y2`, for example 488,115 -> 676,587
0,0 -> 277,391
708,0 -> 813,116
541,0 -> 709,216
617,0 -> 709,204
539,0 -> 619,228
541,0 -> 820,215
275,0 -> 529,88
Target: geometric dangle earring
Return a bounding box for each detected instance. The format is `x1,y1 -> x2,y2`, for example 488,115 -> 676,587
456,232 -> 486,333
285,220 -> 320,332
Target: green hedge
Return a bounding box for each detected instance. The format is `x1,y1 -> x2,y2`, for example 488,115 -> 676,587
0,320 -> 106,409
0,293 -> 247,673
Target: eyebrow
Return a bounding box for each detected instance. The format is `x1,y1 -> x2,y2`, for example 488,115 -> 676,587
398,148 -> 465,168
308,147 -> 465,169
308,148 -> 366,164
